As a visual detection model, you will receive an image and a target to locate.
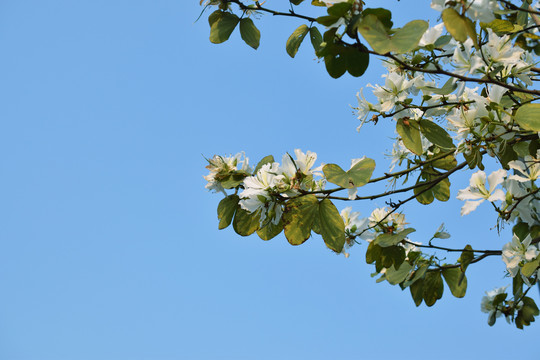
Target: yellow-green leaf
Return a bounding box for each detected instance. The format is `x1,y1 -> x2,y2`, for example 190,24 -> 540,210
210,12 -> 240,44
515,103 -> 540,131
318,198 -> 346,253
283,195 -> 319,245
442,8 -> 468,42
419,119 -> 455,150
442,267 -> 468,298
286,24 -> 309,58
357,15 -> 428,54
233,208 -> 260,236
239,18 -> 261,50
217,195 -> 239,230
257,219 -> 283,241
397,118 -> 423,155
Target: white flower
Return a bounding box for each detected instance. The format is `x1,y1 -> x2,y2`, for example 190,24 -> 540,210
239,162 -> 285,225
323,0 -> 349,5
356,89 -> 379,131
503,178 -> 540,226
433,223 -> 451,239
204,152 -> 250,194
508,151 -> 540,183
419,23 -> 445,47
452,39 -> 485,75
243,162 -> 284,191
431,0 -> 497,22
502,234 -> 539,278
369,207 -> 407,233
486,84 -> 508,105
340,207 -> 373,241
370,72 -> 421,112
480,286 -> 508,321
388,139 -> 410,171
281,149 -> 318,178
457,169 -> 507,215
483,29 -> 525,69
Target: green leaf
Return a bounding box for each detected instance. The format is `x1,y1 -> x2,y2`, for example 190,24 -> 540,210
357,15 -> 428,54
318,198 -> 346,253
410,278 -> 424,306
233,208 -> 260,236
217,195 -> 239,230
374,228 -> 416,247
397,119 -> 423,155
210,12 -> 240,44
348,157 -> 376,186
322,164 -> 349,188
239,18 -> 261,50
442,267 -> 468,298
433,34 -> 452,48
432,154 -> 457,170
521,257 -> 540,277
513,142 -> 530,158
324,52 -> 347,78
488,311 -> 497,326
286,24 -> 310,58
463,148 -> 484,170
403,264 -> 428,288
458,245 -> 474,273
422,77 -> 457,95
513,274 -> 524,298
516,297 -> 539,328
423,270 -> 444,307
253,155 -> 274,175
441,8 -> 468,42
257,219 -> 283,240
432,178 -> 450,202
220,173 -> 248,189
362,8 -> 393,29
283,195 -> 319,245
464,17 -> 478,48
380,246 -> 406,269
342,45 -> 370,77
517,0 -> 530,26
327,2 -> 351,17
208,10 -> 224,27
323,159 -> 375,189
366,241 -> 382,264
498,140 -> 518,169
481,19 -> 518,35
386,262 -> 413,285
390,20 -> 429,53
419,119 -> 455,150
290,0 -> 304,5
316,15 -> 340,27
514,103 -> 540,131
414,181 -> 434,205
310,27 -> 323,53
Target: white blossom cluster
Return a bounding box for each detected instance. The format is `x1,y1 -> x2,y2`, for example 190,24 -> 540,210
204,0 -> 540,325
352,0 -> 540,319
204,152 -> 251,195
339,206 -> 418,257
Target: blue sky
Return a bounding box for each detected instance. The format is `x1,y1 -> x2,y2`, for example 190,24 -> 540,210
0,1 -> 537,359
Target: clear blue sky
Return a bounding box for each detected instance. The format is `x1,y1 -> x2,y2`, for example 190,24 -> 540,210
0,1 -> 537,359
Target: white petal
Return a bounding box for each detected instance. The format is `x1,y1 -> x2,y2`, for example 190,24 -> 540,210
487,188 -> 506,202
487,169 -> 507,191
461,200 -> 484,215
457,188 -> 483,200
